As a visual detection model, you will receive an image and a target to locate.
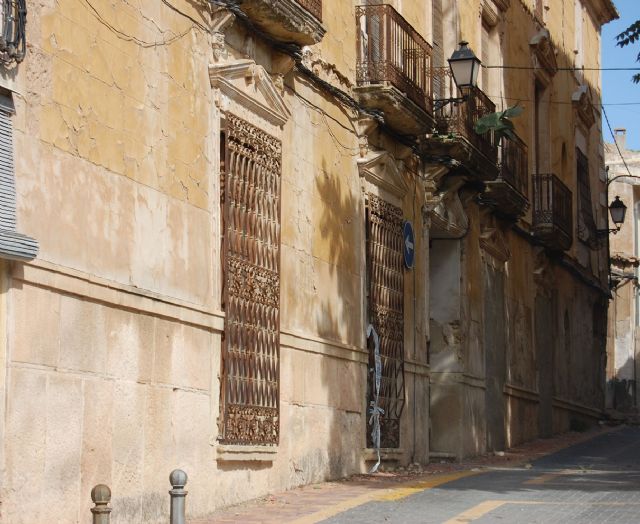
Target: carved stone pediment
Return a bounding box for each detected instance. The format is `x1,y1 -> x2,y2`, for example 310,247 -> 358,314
572,85 -> 596,130
426,181 -> 469,239
480,227 -> 511,264
210,59 -> 291,128
358,149 -> 410,201
533,247 -> 556,292
530,29 -> 557,86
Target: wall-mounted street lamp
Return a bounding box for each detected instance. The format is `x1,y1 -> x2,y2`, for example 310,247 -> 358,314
598,196 -> 627,237
434,41 -> 481,111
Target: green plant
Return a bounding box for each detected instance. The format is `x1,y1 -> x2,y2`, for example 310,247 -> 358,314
616,20 -> 640,84
473,104 -> 524,141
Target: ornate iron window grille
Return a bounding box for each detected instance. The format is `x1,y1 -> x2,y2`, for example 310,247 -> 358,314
366,194 -> 405,449
219,115 -> 281,446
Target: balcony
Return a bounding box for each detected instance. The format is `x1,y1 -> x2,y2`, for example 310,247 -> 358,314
235,0 -> 325,45
423,70 -> 499,180
355,4 -> 435,135
533,173 -> 573,251
481,135 -> 529,218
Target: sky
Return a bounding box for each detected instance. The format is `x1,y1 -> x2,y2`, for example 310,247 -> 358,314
602,0 -> 640,151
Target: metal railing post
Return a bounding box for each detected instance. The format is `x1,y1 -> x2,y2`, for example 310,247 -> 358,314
91,484 -> 112,524
169,469 -> 188,524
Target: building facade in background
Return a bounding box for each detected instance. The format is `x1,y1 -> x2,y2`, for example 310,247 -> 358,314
605,129 -> 640,412
428,0 -> 616,459
0,0 -> 617,522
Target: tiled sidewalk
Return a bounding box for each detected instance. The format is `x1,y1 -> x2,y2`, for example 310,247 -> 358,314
189,425 -> 621,524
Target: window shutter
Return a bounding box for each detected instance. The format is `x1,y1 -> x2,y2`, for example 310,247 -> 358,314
0,103 -> 17,231
481,23 -> 490,90
576,148 -> 597,248
0,94 -> 38,260
432,0 -> 445,98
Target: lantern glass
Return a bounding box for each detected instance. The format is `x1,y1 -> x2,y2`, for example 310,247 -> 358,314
609,196 -> 627,227
448,41 -> 482,89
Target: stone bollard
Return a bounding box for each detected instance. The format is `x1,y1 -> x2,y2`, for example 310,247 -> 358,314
91,484 -> 112,524
169,469 -> 188,524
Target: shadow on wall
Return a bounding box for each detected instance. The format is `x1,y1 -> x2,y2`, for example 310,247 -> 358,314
607,356 -> 637,412
314,158 -> 360,345
284,151 -> 362,485
608,378 -> 636,412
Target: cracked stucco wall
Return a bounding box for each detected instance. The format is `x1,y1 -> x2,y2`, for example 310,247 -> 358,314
2,1 -> 221,522
1,0 -> 433,522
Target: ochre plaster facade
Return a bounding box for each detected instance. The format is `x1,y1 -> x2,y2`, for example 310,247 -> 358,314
0,0 -> 616,522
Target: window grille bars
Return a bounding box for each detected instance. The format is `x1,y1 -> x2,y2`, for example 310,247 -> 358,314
366,194 -> 405,449
219,115 -> 281,446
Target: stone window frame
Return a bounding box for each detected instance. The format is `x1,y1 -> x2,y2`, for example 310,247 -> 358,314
358,150 -> 410,453
209,41 -> 290,462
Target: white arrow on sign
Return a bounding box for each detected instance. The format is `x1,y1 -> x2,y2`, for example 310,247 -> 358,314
405,237 -> 414,252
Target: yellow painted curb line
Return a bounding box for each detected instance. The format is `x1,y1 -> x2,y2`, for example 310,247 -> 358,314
443,500 -> 508,523
291,470 -> 481,524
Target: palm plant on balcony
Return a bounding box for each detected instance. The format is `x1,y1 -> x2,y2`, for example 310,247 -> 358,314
474,104 -> 524,141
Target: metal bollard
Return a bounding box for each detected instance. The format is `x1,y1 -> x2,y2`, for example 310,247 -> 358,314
169,469 -> 188,524
91,484 -> 112,524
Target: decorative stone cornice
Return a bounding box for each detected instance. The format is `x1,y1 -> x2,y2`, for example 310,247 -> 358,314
530,29 -> 557,86
211,7 -> 236,63
611,254 -> 640,269
572,85 -> 596,130
357,149 -> 410,200
533,247 -> 556,293
583,0 -> 619,26
236,0 -> 326,46
482,1 -> 500,27
480,227 -> 511,263
493,0 -> 511,11
301,48 -> 354,94
424,180 -> 469,239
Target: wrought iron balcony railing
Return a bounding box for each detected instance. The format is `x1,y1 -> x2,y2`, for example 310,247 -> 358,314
481,134 -> 529,218
499,134 -> 528,198
432,69 -> 498,165
533,173 -> 573,250
295,0 -> 322,21
356,4 -> 433,113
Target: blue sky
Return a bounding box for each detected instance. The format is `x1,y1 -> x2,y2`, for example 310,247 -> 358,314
602,0 -> 640,150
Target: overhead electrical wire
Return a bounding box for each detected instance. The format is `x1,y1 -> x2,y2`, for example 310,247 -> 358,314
82,0 -> 196,48
483,92 -> 640,106
482,65 -> 640,71
602,105 -> 640,184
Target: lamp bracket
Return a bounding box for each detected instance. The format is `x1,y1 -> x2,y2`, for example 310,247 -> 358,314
596,228 -> 621,238
433,95 -> 468,112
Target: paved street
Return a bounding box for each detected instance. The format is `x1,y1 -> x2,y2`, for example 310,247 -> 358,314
321,427 -> 640,523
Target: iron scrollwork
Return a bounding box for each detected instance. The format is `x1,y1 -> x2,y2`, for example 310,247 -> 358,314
220,114 -> 281,446
366,194 -> 406,449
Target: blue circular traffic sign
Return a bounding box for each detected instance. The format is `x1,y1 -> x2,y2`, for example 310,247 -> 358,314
403,221 -> 415,269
